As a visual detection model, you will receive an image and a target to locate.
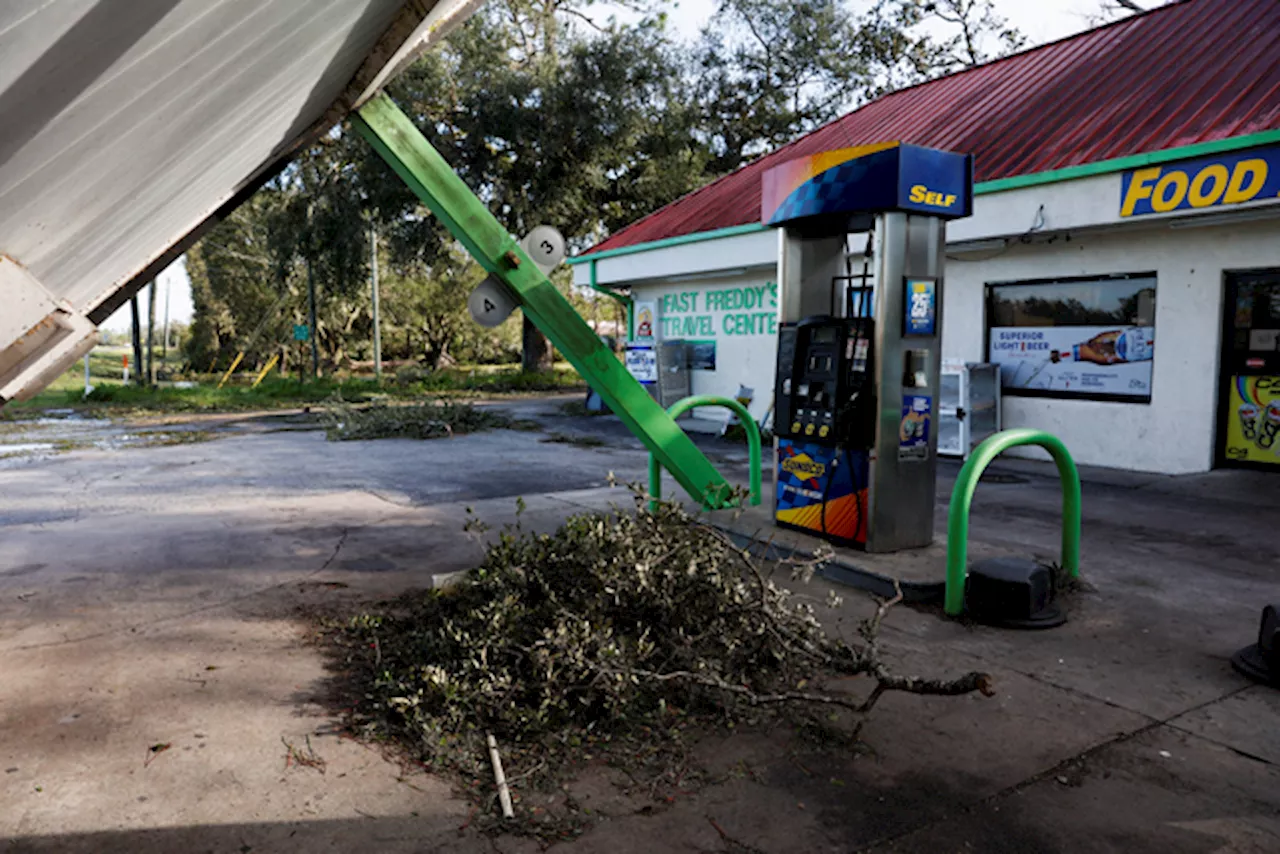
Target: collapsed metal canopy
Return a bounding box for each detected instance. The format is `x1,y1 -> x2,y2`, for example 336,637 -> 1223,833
0,0 -> 480,403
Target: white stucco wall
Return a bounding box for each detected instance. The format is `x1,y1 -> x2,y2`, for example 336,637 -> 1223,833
942,219 -> 1279,473
572,144 -> 1280,473
622,219 -> 1280,473
580,229 -> 777,287
632,270 -> 780,426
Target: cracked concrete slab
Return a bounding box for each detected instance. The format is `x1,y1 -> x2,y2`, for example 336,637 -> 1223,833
1,408 -> 1277,852
1166,686 -> 1280,767
868,726 -> 1280,854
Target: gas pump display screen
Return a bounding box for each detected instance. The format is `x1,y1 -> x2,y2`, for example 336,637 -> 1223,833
812,327 -> 838,344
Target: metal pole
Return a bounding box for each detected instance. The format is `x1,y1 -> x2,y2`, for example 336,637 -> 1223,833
352,94 -> 732,507
129,294 -> 144,387
307,258 -> 319,382
83,352 -> 91,397
146,280 -> 157,385
370,222 -> 382,383
162,274 -> 171,360
306,200 -> 319,382
649,395 -> 762,512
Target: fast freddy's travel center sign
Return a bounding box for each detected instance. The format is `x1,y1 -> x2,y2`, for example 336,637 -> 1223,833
1120,145 -> 1280,218
657,282 -> 780,339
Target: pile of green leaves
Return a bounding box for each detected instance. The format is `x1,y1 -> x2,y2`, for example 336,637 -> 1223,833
322,399 -> 511,441
332,497 -> 845,779
326,493 -> 992,831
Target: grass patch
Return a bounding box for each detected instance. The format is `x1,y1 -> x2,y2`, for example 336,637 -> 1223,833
322,399 -> 511,441
6,365 -> 585,418
507,419 -> 544,432
132,429 -> 216,448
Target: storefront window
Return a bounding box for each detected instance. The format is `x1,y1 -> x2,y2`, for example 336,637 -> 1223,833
986,274 -> 1157,403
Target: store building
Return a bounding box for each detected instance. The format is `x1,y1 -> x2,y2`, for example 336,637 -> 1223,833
569,0 -> 1280,474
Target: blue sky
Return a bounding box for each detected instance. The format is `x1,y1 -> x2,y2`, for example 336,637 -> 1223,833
101,0 -> 1122,332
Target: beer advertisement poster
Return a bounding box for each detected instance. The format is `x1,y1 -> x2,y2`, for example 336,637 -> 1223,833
986,274 -> 1156,402
987,325 -> 1154,400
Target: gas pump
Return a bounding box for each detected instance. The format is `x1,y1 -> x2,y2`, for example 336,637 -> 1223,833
764,143 -> 973,552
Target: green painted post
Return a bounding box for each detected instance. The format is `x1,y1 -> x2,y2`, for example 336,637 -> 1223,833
353,94 -> 731,508
587,259 -> 633,341
945,428 -> 1082,616
649,395 -> 762,512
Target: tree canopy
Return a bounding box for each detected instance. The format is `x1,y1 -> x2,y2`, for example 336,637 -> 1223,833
186,0 -> 1025,374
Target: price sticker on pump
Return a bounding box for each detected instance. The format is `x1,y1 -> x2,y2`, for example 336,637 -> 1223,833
904,278 -> 936,336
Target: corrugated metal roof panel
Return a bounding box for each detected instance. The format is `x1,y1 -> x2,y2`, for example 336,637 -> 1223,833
588,0 -> 1280,255
0,0 -> 479,322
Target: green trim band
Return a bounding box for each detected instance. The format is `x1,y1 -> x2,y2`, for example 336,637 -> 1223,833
572,129 -> 1280,265
566,222 -> 768,264
975,127 -> 1280,194
586,258 -> 633,338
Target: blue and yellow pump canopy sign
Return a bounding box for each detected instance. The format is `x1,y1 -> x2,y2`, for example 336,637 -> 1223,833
1120,145 -> 1280,218
762,142 -> 973,227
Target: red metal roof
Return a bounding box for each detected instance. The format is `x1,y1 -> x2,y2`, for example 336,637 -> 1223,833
585,0 -> 1280,255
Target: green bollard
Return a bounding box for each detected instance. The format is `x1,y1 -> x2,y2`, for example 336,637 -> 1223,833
649,395 -> 762,512
945,429 -> 1081,617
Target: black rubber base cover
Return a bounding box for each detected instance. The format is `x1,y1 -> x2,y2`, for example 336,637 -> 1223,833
1231,645 -> 1279,688
974,601 -> 1068,631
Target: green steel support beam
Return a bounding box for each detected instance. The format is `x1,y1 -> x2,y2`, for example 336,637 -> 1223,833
352,93 -> 732,507
588,258 -> 633,340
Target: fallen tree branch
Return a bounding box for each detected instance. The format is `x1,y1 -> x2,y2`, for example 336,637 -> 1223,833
327,486 -> 997,828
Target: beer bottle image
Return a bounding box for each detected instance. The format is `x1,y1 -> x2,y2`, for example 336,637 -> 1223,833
1239,403 -> 1261,441
1051,328 -> 1154,365
1259,400 -> 1280,449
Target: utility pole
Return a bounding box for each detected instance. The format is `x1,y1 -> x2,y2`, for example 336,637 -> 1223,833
129,294 -> 144,387
307,257 -> 319,382
162,274 -> 171,361
307,201 -> 319,381
146,280 -> 157,385
370,222 -> 382,383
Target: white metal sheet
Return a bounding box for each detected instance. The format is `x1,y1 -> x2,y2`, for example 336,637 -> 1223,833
0,0 -> 477,402
0,0 -> 473,320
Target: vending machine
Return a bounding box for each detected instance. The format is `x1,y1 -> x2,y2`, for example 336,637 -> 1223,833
763,143 -> 973,552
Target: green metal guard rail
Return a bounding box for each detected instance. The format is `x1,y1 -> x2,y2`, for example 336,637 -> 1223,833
649,395 -> 762,512
946,428 -> 1082,616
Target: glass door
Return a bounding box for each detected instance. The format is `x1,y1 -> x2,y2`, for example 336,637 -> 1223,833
1219,270 -> 1280,468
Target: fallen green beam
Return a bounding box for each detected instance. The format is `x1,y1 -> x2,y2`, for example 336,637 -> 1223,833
352,93 -> 732,508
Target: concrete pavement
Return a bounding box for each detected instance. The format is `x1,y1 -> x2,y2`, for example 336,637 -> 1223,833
1,401 -> 1277,852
